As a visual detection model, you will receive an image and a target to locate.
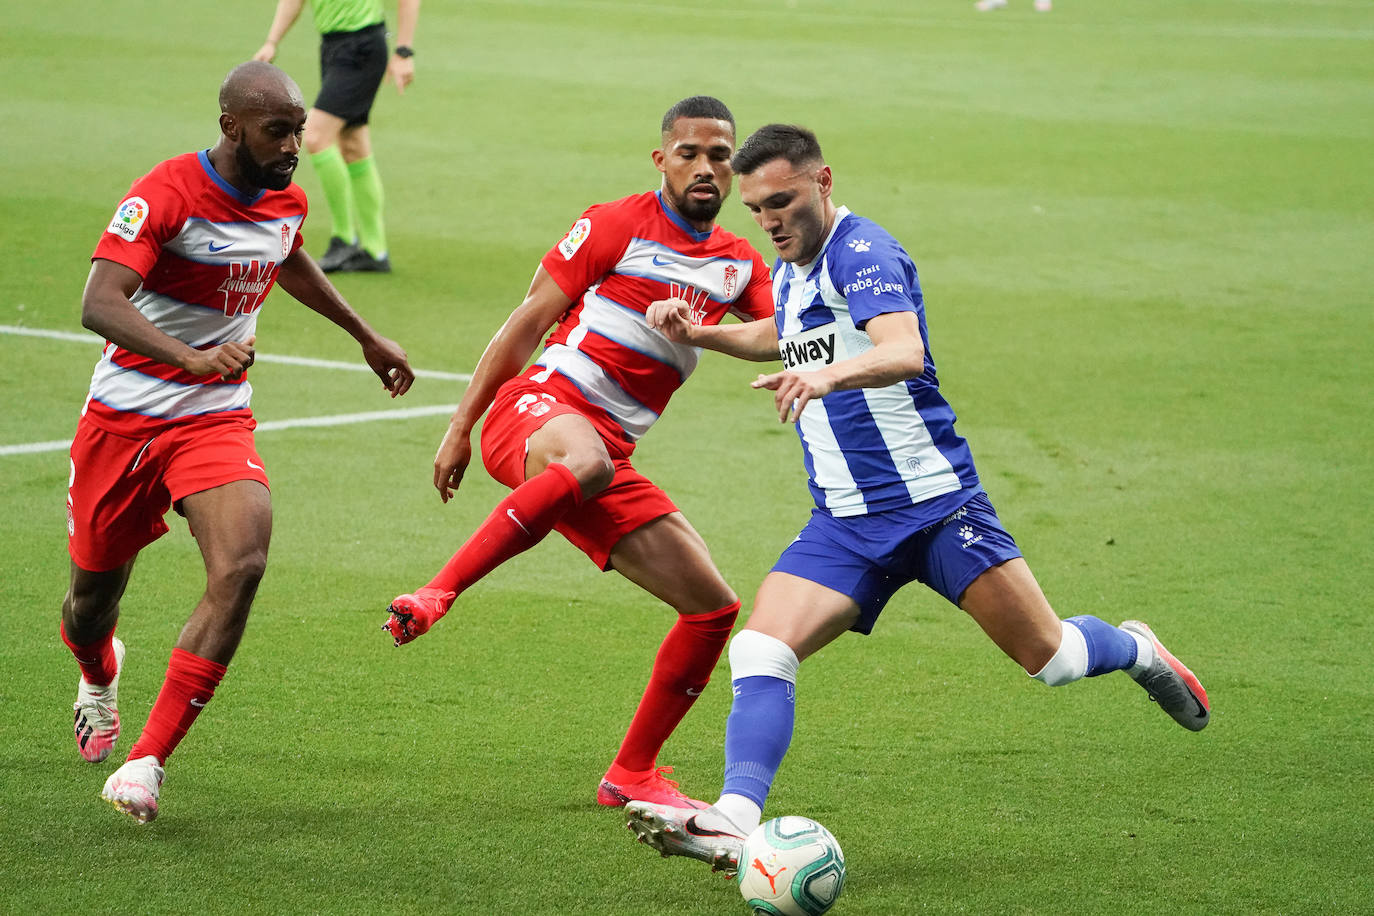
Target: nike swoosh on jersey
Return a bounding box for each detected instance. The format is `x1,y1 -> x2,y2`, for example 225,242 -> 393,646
208,241 -> 234,252
652,255 -> 675,267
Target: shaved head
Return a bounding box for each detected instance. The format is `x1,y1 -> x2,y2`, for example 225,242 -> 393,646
219,60 -> 304,115
211,61 -> 307,193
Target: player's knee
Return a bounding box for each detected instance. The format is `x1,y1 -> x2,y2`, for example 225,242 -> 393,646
729,629 -> 800,684
559,452 -> 615,496
207,549 -> 267,601
63,587 -> 117,633
303,123 -> 336,155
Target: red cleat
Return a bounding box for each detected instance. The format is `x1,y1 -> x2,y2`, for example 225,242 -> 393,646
598,765 -> 709,809
382,587 -> 455,646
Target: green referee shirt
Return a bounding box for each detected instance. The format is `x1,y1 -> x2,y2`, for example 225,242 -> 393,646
310,0 -> 384,35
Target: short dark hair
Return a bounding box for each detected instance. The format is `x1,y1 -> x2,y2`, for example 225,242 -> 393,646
661,96 -> 735,134
730,124 -> 823,175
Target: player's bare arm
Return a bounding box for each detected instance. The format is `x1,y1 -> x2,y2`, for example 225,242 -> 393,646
753,310 -> 925,423
252,0 -> 306,63
433,265 -> 573,502
82,259 -> 256,380
276,247 -> 414,396
387,0 -> 421,93
647,297 -> 779,361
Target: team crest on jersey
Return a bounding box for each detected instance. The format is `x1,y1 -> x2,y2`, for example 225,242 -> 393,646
106,197 -> 149,242
558,218 -> 591,260
723,264 -> 738,298
281,224 -> 292,258
218,259 -> 277,317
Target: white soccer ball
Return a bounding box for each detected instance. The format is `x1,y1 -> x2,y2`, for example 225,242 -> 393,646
736,816 -> 846,916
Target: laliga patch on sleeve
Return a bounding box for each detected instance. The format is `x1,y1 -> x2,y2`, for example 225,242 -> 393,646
557,217 -> 591,260
106,197 -> 150,242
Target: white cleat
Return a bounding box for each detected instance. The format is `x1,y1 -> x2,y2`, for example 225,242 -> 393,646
625,802 -> 746,876
101,755 -> 165,824
976,0 -> 1008,9
73,637 -> 126,763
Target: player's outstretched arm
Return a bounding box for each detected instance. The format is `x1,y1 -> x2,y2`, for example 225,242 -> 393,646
433,265 -> 573,502
646,298 -> 779,361
253,0 -> 306,62
82,259 -> 256,380
753,310 -> 925,423
277,248 -> 414,397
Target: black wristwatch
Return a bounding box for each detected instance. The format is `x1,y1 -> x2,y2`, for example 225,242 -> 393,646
394,45 -> 414,58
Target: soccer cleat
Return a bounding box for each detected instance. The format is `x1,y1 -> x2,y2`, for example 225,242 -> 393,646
975,0 -> 1008,9
1035,0 -> 1052,10
318,236 -> 361,272
383,587 -> 455,646
625,802 -> 746,875
73,637 -> 126,763
101,755 -> 165,825
598,765 -> 709,809
334,248 -> 392,273
1120,620 -> 1210,731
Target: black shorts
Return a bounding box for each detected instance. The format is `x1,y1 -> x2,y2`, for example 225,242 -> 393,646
315,22 -> 388,127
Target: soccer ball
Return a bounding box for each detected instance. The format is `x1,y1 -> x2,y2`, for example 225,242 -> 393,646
736,816 -> 846,916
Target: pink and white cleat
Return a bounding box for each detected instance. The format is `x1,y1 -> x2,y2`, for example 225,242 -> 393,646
73,637 -> 126,763
101,755 -> 165,824
598,765 -> 708,809
1121,620 -> 1210,731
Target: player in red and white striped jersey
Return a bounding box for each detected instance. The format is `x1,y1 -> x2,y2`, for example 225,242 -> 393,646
62,61 -> 414,824
383,96 -> 773,809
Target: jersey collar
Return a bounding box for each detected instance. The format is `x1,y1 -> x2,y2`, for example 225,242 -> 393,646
198,150 -> 266,207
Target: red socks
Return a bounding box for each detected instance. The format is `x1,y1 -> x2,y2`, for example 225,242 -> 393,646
427,463 -> 583,595
128,648 -> 227,765
610,601 -> 741,775
61,621 -> 118,686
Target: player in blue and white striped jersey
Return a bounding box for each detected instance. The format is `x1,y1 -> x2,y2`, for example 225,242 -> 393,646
625,124 -> 1211,872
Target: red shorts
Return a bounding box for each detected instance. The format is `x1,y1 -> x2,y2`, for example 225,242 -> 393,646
480,376 -> 676,570
67,413 -> 270,572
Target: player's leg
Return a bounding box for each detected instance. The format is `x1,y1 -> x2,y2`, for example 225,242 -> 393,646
64,420 -> 169,765
338,125 -> 389,266
64,560 -> 134,763
303,108 -> 358,261
625,573 -> 856,872
103,480 -> 272,824
385,410 -> 610,644
597,512 -> 740,807
312,24 -> 389,271
949,494 -> 1208,729
717,574 -> 858,830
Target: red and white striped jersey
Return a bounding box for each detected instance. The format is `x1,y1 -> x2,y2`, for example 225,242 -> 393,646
532,191 -> 773,444
83,150 -> 307,436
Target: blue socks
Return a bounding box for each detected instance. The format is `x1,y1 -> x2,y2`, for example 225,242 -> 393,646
722,675 -> 795,808
1066,615 -> 1138,676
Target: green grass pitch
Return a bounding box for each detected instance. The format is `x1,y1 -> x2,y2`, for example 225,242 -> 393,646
2,1 -> 1372,913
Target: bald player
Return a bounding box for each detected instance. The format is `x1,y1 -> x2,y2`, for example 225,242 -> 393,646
62,61 -> 414,824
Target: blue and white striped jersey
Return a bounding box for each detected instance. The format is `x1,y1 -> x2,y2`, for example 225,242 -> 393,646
772,206 -> 981,520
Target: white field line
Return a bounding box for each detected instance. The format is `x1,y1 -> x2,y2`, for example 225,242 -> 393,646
0,324 -> 472,381
1,324 -> 466,456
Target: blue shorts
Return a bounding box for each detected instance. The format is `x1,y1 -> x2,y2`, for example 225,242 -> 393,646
771,490 -> 1022,635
